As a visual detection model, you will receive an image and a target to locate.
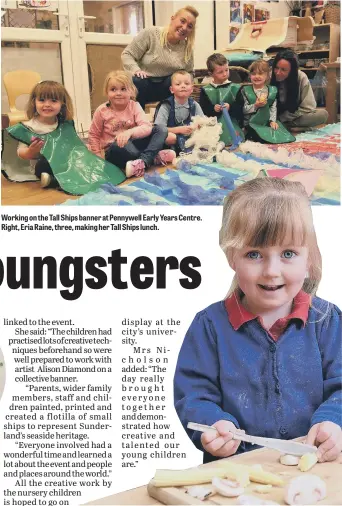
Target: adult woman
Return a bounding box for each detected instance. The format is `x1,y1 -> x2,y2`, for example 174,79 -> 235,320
121,5 -> 199,109
270,49 -> 328,128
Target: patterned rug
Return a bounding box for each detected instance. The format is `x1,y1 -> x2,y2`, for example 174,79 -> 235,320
62,124 -> 340,206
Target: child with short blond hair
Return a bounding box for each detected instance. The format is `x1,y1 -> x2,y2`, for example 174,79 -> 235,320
154,70 -> 204,154
88,70 -> 170,178
174,178 -> 341,464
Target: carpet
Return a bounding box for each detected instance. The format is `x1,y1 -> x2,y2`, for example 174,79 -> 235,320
62,124 -> 340,206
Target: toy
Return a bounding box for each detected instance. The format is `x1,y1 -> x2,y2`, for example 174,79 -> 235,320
200,82 -> 245,145
175,116 -> 225,167
221,105 -> 243,150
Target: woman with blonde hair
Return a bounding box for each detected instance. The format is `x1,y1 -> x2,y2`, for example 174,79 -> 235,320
121,5 -> 199,109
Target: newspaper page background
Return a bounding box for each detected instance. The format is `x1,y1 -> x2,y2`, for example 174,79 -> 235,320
0,206 -> 341,506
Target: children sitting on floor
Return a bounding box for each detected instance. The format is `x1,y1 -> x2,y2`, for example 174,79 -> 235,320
88,70 -> 174,178
154,70 -> 204,154
6,80 -> 126,195
199,53 -> 244,145
240,59 -> 295,144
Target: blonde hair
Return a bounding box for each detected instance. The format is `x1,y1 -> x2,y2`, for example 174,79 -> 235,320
171,70 -> 193,84
27,81 -> 74,121
103,70 -> 137,100
249,59 -> 271,84
160,5 -> 199,63
219,178 -> 322,296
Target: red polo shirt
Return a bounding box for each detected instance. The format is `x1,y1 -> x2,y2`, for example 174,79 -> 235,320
225,290 -> 310,341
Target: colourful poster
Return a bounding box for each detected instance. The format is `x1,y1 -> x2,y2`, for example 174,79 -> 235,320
229,25 -> 240,42
255,8 -> 268,22
230,0 -> 242,23
243,3 -> 254,23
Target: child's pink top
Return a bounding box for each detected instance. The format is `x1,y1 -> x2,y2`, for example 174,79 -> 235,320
88,100 -> 152,155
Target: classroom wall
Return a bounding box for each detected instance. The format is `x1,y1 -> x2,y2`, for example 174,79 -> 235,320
216,0 -> 291,50
154,0 -> 291,68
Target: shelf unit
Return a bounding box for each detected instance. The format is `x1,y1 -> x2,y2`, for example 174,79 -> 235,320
267,23 -> 340,66
299,24 -> 340,110
266,23 -> 340,111
297,23 -> 340,75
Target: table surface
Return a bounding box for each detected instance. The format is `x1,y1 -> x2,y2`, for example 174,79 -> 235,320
85,446 -> 342,506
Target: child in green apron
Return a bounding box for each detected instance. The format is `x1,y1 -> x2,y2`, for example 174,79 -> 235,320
242,60 -> 295,144
199,53 -> 244,145
4,81 -> 125,195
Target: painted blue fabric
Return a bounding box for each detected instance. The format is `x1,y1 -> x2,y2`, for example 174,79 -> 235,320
62,123 -> 340,206
174,297 -> 342,463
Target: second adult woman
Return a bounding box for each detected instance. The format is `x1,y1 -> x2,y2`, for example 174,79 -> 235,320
121,5 -> 199,109
271,49 -> 328,129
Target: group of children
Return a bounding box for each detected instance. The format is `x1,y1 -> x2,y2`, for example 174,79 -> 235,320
8,49 -> 341,465
12,53 -> 294,189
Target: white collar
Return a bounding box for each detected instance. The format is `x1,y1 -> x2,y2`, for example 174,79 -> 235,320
210,78 -> 231,88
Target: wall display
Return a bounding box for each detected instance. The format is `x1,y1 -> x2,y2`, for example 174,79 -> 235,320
243,3 -> 254,23
255,8 -> 269,21
230,0 -> 242,23
229,25 -> 240,42
14,0 -> 57,10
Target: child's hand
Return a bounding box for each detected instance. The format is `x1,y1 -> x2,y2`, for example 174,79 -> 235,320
306,421 -> 342,462
27,138 -> 45,158
270,121 -> 279,130
179,126 -> 193,135
223,103 -> 230,110
200,420 -> 244,458
255,98 -> 266,109
116,130 -> 132,148
214,104 -> 222,113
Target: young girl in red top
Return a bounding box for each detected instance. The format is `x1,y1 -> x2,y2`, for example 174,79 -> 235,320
88,70 -> 174,178
175,178 -> 341,464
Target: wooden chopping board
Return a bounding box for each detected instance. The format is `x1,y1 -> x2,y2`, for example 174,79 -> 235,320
148,446 -> 342,505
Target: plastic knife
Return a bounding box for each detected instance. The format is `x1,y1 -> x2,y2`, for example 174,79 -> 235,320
187,422 -> 317,456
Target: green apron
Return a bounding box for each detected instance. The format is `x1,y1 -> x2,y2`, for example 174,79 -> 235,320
243,85 -> 295,144
202,83 -> 245,145
4,121 -> 126,195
